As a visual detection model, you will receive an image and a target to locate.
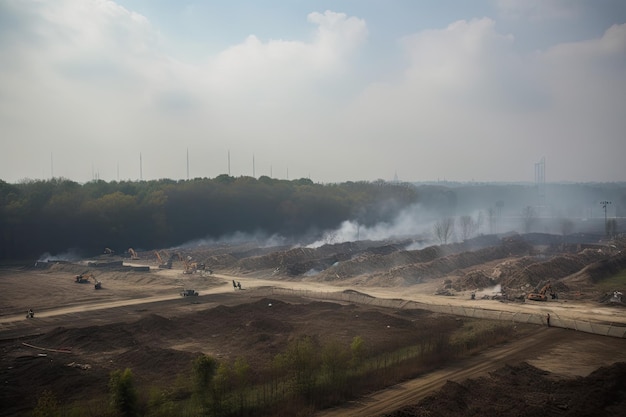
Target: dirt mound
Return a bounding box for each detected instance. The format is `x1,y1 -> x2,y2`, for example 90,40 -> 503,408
231,240 -> 413,277
564,251 -> 626,287
364,236 -> 531,286
386,361 -> 626,417
33,324 -> 137,352
47,262 -> 92,274
114,345 -> 199,381
502,249 -> 608,291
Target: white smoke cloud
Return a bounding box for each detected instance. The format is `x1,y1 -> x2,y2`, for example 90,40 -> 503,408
307,203 -> 436,248
37,249 -> 82,263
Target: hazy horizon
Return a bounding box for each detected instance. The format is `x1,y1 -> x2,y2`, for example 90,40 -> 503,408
1,1 -> 625,184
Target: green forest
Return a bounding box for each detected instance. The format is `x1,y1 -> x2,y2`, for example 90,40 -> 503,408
0,176 -> 418,260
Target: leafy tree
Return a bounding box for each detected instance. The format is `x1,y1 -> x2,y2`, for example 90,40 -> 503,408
276,336 -> 320,401
212,361 -> 233,414
233,356 -> 251,411
192,355 -> 218,408
32,389 -> 61,417
320,340 -> 350,390
109,368 -> 138,417
350,336 -> 365,368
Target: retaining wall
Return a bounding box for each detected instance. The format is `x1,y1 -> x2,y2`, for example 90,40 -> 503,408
270,288 -> 626,339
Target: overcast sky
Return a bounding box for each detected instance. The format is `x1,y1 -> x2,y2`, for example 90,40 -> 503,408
1,0 -> 625,184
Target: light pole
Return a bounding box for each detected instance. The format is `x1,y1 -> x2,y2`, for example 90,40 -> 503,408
600,200 -> 611,236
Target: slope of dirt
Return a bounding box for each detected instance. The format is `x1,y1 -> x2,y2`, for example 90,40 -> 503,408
385,361 -> 626,417
2,232 -> 626,417
0,293 -> 463,416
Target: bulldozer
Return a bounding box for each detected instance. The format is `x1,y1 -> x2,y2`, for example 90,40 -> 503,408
527,282 -> 556,302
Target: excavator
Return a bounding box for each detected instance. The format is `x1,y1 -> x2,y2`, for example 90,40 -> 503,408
127,248 -> 139,260
527,282 -> 556,301
183,258 -> 197,274
75,272 -> 102,289
155,251 -> 172,269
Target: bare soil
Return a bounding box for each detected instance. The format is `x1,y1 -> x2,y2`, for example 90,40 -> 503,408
1,234 -> 626,416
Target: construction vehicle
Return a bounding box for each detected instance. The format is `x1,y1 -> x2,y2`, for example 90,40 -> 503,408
182,253 -> 209,274
155,251 -> 172,269
75,272 -> 102,289
103,247 -> 115,255
180,289 -> 199,297
128,248 -> 139,260
527,282 -> 556,301
183,262 -> 196,274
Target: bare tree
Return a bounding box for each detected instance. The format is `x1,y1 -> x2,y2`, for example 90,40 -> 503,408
434,217 -> 454,244
495,200 -> 504,233
522,206 -> 536,233
487,207 -> 496,234
607,218 -> 618,238
476,211 -> 485,235
458,215 -> 477,241
560,218 -> 574,236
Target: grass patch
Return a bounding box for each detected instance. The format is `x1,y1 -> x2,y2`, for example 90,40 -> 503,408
594,269 -> 626,292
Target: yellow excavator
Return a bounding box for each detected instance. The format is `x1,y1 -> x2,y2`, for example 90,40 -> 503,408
128,248 -> 139,260
527,282 -> 556,301
75,272 -> 102,289
155,251 -> 172,269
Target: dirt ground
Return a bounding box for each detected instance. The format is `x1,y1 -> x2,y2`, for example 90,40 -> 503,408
1,235 -> 626,416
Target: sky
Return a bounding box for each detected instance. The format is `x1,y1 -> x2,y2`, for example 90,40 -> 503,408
1,0 -> 625,184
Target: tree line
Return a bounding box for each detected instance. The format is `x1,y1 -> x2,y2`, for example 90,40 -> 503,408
31,320 -> 518,417
3,177 -> 623,260
0,176 -> 418,260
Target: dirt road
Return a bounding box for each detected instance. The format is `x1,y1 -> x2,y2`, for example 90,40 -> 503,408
3,271 -> 625,330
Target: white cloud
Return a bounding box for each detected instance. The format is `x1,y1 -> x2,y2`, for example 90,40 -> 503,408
338,18 -> 626,182
205,11 -> 367,99
0,1 -> 623,183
